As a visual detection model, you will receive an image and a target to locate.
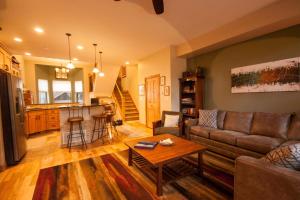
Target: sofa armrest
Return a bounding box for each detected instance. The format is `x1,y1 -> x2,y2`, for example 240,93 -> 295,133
235,156 -> 300,200
152,120 -> 162,135
184,118 -> 198,139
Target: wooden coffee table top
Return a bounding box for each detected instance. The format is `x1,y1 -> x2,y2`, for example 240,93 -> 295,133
125,134 -> 207,165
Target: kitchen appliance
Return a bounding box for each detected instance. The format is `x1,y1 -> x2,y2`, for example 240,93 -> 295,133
0,69 -> 27,165
91,98 -> 99,105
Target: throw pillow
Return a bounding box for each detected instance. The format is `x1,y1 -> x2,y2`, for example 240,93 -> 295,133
164,114 -> 179,127
261,143 -> 300,171
198,109 -> 218,128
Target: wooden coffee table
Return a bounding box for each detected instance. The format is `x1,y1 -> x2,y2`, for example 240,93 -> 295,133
125,134 -> 207,196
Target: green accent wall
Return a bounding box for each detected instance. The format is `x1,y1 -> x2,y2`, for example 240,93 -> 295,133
187,25 -> 300,113
35,65 -> 84,104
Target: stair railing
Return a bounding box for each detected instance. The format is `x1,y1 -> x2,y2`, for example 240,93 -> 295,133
113,83 -> 125,119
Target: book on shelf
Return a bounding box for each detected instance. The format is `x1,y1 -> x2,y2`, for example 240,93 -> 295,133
134,141 -> 158,149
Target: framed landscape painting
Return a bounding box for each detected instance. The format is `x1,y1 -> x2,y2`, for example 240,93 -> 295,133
231,57 -> 300,93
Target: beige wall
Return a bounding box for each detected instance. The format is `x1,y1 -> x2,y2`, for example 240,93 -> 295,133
93,65 -> 120,97
176,0 -> 300,57
138,46 -> 186,124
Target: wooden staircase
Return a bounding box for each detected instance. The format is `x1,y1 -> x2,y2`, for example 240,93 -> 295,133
122,91 -> 139,121
113,84 -> 139,121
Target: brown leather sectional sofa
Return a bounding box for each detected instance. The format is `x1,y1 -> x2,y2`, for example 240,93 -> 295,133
185,111 -> 299,160
185,111 -> 300,200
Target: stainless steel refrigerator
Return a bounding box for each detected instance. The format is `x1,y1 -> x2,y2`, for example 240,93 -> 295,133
0,69 -> 27,165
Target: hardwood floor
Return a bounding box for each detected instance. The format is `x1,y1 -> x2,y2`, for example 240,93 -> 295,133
0,121 -> 152,200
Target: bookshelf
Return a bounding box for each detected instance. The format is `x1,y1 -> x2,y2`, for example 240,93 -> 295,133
179,72 -> 205,119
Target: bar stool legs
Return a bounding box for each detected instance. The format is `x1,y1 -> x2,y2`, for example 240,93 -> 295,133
106,114 -> 119,138
91,115 -> 109,143
67,121 -> 87,152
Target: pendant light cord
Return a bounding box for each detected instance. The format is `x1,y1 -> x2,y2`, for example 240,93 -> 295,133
66,33 -> 72,63
93,44 -> 97,67
99,51 -> 103,71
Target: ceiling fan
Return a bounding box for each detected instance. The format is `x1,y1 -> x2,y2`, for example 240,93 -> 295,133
114,0 -> 164,15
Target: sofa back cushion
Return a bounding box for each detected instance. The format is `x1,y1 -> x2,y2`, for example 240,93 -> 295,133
217,110 -> 226,129
251,112 -> 291,139
223,111 -> 253,133
288,113 -> 300,140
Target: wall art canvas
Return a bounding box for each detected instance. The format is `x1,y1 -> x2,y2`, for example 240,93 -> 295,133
231,57 -> 300,93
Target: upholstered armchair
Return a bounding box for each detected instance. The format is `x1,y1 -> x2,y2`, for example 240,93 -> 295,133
152,111 -> 183,136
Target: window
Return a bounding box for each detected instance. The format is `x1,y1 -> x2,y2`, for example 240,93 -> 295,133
75,81 -> 83,103
52,80 -> 72,103
38,79 -> 49,104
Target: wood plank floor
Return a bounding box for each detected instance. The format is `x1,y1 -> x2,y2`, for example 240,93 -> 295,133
0,121 -> 152,200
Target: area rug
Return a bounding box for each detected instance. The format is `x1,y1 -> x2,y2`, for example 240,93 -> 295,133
33,151 -> 233,200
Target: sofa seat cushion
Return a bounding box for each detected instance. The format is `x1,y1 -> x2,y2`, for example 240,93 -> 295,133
190,126 -> 217,138
210,130 -> 247,145
236,135 -> 284,154
223,111 -> 253,133
155,127 -> 179,136
251,112 -> 291,139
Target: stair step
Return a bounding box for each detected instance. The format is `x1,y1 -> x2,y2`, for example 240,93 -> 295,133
125,112 -> 139,116
125,116 -> 139,121
125,108 -> 139,113
125,104 -> 135,107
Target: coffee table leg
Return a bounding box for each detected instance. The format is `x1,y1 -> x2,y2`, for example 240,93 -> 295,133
157,164 -> 163,196
128,148 -> 132,166
198,152 -> 203,176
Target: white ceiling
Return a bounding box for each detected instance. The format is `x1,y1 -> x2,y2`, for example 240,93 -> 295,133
0,0 -> 277,66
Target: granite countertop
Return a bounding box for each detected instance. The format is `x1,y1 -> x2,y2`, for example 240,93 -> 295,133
26,103 -> 110,111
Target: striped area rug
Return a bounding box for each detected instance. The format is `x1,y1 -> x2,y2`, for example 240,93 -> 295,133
33,151 -> 233,200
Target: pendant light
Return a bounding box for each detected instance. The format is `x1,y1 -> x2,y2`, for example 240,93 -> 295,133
92,43 -> 99,73
65,33 -> 75,69
98,51 -> 105,77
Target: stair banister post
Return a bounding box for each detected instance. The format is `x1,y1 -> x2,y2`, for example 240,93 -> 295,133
121,96 -> 125,119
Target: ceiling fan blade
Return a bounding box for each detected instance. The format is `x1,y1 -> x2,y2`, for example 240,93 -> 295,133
152,0 -> 164,15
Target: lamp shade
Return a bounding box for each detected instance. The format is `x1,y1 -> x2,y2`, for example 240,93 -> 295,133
93,67 -> 99,73
99,72 -> 105,77
66,62 -> 74,69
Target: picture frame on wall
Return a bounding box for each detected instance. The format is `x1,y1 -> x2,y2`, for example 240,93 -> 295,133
164,86 -> 170,96
160,76 -> 166,86
139,84 -> 145,96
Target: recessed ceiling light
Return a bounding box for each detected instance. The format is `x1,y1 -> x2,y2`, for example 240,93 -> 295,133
73,58 -> 78,61
34,27 -> 44,33
125,61 -> 130,65
14,37 -> 23,42
24,52 -> 31,56
77,45 -> 84,50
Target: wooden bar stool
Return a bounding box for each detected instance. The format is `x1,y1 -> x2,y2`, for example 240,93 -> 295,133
91,113 -> 108,143
105,103 -> 119,137
67,106 -> 87,152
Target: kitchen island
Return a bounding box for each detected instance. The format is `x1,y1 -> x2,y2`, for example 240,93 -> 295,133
26,103 -> 111,146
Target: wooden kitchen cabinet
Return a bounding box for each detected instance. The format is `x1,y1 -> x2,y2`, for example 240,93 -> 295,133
0,46 -> 21,76
27,110 -> 47,135
46,109 -> 60,130
26,109 -> 60,135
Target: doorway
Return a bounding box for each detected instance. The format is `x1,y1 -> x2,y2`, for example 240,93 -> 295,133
145,74 -> 160,128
